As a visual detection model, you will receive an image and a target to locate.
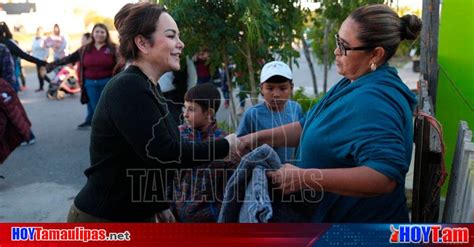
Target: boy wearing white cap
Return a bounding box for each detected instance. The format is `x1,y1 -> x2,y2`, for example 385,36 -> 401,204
236,61 -> 303,163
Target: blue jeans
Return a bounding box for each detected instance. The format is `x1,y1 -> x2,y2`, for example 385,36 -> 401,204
84,77 -> 110,123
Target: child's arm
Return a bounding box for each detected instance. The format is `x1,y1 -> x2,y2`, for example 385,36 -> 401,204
239,121 -> 302,152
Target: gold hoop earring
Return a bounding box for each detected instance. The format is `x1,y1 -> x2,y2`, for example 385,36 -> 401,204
370,62 -> 377,72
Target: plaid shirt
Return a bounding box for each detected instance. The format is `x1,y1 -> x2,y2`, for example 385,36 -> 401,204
178,122 -> 226,142
170,122 -> 237,222
0,44 -> 16,86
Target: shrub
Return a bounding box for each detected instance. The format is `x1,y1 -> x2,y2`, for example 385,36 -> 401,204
292,87 -> 323,114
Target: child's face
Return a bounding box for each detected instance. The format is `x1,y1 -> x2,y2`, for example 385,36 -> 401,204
197,51 -> 209,60
81,35 -> 91,46
260,81 -> 293,111
183,101 -> 213,130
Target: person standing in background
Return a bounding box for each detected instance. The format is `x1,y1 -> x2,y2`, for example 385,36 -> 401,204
0,22 -> 47,92
76,32 -> 91,99
0,22 -> 47,68
193,48 -> 211,84
45,24 -> 68,62
0,43 -> 35,150
31,27 -> 51,92
47,24 -> 117,129
0,43 -> 16,87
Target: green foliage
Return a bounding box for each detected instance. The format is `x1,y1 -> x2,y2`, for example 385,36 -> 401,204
84,11 -> 114,30
218,120 -> 235,134
163,0 -> 305,97
292,87 -> 323,113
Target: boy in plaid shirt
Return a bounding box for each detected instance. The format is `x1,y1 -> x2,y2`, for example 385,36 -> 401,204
169,83 -> 236,222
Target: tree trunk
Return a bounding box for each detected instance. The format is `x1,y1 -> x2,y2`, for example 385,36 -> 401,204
244,41 -> 258,105
223,56 -> 238,130
323,19 -> 331,93
301,35 -> 318,96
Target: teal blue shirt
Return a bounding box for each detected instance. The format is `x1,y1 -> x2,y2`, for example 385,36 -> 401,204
297,64 -> 417,222
237,100 -> 303,163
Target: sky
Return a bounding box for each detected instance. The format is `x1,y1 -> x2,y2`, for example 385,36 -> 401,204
396,0 -> 422,10
1,0 -> 139,34
301,0 -> 422,12
28,0 -> 137,18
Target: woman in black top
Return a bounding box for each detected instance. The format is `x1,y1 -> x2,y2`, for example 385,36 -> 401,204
67,2 -> 233,222
0,22 -> 47,67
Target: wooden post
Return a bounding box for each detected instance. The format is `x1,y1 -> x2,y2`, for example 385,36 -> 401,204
412,80 -> 444,222
420,0 -> 440,112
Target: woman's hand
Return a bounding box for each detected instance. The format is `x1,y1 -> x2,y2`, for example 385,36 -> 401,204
237,134 -> 252,157
224,134 -> 242,163
266,164 -> 307,195
156,209 -> 176,223
45,62 -> 56,73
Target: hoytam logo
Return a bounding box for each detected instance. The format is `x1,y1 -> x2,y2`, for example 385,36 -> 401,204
390,224 -> 469,244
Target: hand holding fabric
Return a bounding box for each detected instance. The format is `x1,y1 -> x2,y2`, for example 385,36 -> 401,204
156,209 -> 176,223
225,133 -> 241,163
236,134 -> 252,157
266,163 -> 307,195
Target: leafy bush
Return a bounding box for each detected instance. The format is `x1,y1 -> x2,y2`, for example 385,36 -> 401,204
218,120 -> 235,134
292,87 -> 323,114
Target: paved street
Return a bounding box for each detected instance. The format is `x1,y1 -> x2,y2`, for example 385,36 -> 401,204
0,67 -> 89,222
0,53 -> 419,222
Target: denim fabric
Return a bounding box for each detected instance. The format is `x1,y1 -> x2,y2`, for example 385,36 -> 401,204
218,144 -> 312,223
84,77 -> 110,123
239,166 -> 273,222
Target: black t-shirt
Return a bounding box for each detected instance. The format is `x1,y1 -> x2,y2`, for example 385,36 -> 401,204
74,65 -> 229,222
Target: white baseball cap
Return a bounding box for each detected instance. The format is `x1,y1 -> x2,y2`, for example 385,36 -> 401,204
260,61 -> 293,84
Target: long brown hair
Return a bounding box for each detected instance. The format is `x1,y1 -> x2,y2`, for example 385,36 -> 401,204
84,23 -> 116,55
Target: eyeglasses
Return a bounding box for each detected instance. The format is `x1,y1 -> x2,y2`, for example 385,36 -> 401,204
335,34 -> 374,56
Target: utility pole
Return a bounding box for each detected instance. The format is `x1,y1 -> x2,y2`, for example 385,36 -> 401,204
420,0 -> 440,113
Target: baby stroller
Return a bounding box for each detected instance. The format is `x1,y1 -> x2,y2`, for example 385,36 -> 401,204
47,66 -> 81,100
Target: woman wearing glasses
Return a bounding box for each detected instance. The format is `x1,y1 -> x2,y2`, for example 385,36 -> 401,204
238,4 -> 421,222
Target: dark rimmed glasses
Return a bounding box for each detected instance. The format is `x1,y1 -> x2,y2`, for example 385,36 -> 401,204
335,34 -> 374,56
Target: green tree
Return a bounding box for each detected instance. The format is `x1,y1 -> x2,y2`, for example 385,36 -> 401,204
163,0 -> 305,127
84,11 -> 114,30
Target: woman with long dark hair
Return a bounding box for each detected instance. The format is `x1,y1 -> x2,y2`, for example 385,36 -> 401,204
0,22 -> 47,92
47,23 -> 117,129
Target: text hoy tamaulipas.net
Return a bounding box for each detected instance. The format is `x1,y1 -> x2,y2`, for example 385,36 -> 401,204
11,227 -> 131,242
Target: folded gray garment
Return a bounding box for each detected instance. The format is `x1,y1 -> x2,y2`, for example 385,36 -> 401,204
218,144 -> 315,223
